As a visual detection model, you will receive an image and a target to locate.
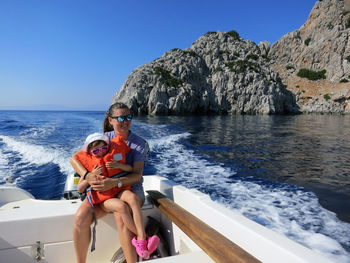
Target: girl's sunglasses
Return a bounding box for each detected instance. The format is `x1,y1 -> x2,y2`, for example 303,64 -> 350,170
90,146 -> 108,155
110,114 -> 133,123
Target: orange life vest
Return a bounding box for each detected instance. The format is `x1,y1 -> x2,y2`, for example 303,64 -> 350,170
77,135 -> 131,204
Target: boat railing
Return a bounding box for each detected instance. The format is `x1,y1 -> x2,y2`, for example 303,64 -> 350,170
147,190 -> 261,263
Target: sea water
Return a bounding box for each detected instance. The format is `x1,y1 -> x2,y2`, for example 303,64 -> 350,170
0,110 -> 349,262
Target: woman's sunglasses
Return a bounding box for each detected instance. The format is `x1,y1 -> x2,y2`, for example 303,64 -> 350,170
90,146 -> 108,155
110,114 -> 133,123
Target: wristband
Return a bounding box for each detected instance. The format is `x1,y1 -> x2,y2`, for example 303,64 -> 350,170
83,171 -> 89,180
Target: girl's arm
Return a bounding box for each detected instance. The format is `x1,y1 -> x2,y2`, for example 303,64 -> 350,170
103,161 -> 144,190
105,160 -> 133,172
116,163 -> 133,172
77,176 -> 90,194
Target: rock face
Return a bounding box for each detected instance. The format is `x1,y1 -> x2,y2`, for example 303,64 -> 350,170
270,0 -> 350,81
113,31 -> 298,115
269,0 -> 350,113
113,0 -> 350,115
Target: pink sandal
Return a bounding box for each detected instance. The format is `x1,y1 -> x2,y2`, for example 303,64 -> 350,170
147,235 -> 160,254
132,237 -> 150,259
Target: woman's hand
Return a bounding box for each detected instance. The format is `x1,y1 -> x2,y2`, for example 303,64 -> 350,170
90,177 -> 116,191
105,160 -> 123,169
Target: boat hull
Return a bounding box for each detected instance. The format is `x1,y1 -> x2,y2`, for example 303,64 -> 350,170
0,175 -> 334,263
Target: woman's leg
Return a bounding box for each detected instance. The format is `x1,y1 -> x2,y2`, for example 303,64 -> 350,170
100,198 -> 137,235
113,193 -> 143,263
114,212 -> 138,263
119,190 -> 146,240
73,199 -> 107,263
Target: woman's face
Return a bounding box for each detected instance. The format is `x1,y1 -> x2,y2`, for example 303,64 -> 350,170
108,108 -> 132,135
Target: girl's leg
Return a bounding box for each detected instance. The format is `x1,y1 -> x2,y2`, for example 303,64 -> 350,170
119,190 -> 146,240
101,197 -> 138,236
73,199 -> 107,263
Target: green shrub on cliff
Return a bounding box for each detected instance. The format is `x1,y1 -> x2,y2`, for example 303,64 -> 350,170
340,79 -> 349,83
324,94 -> 331,101
205,31 -> 217,36
262,54 -> 270,62
226,30 -> 240,40
297,68 -> 326,80
213,67 -> 223,74
226,59 -> 259,74
154,67 -> 183,88
304,38 -> 311,46
183,50 -> 198,57
346,17 -> 350,29
246,53 -> 259,60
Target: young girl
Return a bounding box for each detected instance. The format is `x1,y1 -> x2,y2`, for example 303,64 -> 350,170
76,132 -> 159,259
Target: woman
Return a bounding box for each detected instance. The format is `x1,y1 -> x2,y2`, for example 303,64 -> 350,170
70,102 -> 149,263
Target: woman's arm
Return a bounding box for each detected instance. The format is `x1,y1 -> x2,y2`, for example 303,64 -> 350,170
70,151 -> 88,177
119,161 -> 143,185
70,151 -> 103,184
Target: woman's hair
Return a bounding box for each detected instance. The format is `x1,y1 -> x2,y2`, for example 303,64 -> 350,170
87,140 -> 107,152
103,102 -> 130,132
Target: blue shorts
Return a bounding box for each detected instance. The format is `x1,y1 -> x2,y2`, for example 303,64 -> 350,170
131,182 -> 145,205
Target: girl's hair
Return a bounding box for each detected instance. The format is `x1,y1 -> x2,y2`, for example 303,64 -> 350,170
103,102 -> 130,132
87,140 -> 107,152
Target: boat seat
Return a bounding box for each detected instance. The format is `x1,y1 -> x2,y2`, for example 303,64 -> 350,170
0,194 -> 154,250
0,198 -> 80,250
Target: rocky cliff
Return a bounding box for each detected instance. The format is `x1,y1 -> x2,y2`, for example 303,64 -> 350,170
113,0 -> 350,115
113,31 -> 298,115
269,0 -> 350,113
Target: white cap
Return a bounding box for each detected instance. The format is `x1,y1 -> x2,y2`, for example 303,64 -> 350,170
82,133 -> 110,152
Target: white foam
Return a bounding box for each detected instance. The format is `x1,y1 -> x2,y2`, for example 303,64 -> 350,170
148,132 -> 233,187
0,148 -> 10,182
19,126 -> 56,138
139,122 -> 350,263
221,180 -> 350,262
0,135 -> 74,177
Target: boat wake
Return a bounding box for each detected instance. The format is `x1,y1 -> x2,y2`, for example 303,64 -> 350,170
141,122 -> 350,263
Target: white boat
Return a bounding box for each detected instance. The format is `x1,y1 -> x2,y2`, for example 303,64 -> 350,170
0,175 -> 335,263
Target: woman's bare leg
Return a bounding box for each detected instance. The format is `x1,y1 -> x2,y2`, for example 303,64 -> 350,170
119,190 -> 146,240
101,198 -> 137,235
73,199 -> 107,263
113,193 -> 143,263
114,212 -> 138,263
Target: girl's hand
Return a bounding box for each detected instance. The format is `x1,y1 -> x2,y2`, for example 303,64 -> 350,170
85,165 -> 105,184
91,165 -> 104,176
106,160 -> 122,169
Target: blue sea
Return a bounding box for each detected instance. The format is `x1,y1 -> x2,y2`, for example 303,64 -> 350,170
0,110 -> 349,262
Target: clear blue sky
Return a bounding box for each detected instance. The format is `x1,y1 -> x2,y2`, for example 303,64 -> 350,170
0,0 -> 317,111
